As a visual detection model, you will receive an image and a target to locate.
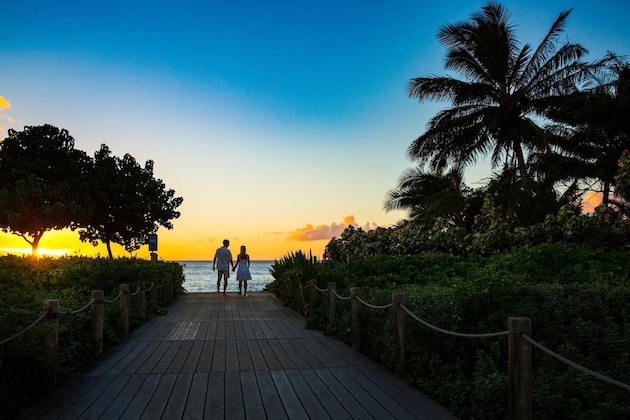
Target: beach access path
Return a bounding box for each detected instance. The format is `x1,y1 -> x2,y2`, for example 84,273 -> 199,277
19,292 -> 458,419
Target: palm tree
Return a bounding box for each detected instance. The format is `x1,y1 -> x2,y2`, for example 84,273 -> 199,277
384,167 -> 482,230
407,2 -> 604,184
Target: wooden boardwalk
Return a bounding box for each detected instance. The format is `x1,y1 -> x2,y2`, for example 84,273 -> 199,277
19,292 -> 457,419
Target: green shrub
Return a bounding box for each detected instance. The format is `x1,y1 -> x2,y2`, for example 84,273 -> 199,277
277,244 -> 630,419
0,255 -> 184,419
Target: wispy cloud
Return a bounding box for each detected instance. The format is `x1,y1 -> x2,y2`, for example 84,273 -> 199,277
288,215 -> 379,242
0,95 -> 13,136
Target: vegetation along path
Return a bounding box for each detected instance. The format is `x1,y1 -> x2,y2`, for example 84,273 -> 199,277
19,292 -> 457,419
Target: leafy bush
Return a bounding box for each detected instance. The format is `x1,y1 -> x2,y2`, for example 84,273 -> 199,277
277,244 -> 630,419
0,255 -> 184,419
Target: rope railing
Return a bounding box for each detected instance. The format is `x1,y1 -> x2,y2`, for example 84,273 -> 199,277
521,333 -> 630,392
400,303 -> 509,339
129,285 -> 142,297
355,295 -> 393,309
145,283 -> 155,292
104,289 -> 124,303
0,310 -> 50,346
60,298 -> 96,314
306,278 -> 629,418
331,289 -> 351,300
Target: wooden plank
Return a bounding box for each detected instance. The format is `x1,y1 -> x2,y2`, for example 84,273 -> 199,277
162,373 -> 193,419
211,339 -> 227,372
294,369 -> 352,420
284,369 -> 332,420
233,320 -> 246,339
255,370 -> 288,419
224,371 -> 245,419
246,339 -> 268,371
89,341 -> 150,377
225,321 -> 236,340
196,340 -> 215,373
235,339 -> 254,371
182,373 -> 208,419
135,341 -> 171,374
152,340 -> 183,374
120,374 -> 162,418
240,371 -> 266,420
167,340 -> 194,373
181,340 -> 205,373
49,376 -> 115,419
328,368 -> 393,419
270,370 -> 308,418
257,339 -> 283,370
313,369 -> 374,419
277,338 -> 311,369
205,371 -> 225,419
284,338 -> 326,369
97,375 -> 147,420
225,339 -> 240,371
75,375 -> 129,418
139,373 -> 178,419
268,338 -> 297,370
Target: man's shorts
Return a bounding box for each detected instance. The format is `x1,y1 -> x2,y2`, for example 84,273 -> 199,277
217,269 -> 230,279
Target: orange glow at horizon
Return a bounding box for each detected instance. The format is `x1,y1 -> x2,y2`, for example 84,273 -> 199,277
1,247 -> 70,257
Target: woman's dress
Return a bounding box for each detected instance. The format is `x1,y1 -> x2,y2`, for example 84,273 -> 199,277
236,256 -> 252,281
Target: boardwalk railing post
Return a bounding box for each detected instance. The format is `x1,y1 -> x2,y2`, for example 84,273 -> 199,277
327,282 -> 336,330
43,299 -> 59,388
92,290 -> 104,357
393,293 -> 407,368
120,283 -> 129,335
350,287 -> 361,352
509,317 -> 532,420
138,281 -> 146,320
151,281 -> 158,311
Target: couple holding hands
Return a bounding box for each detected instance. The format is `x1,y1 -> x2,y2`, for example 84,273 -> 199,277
212,239 -> 251,296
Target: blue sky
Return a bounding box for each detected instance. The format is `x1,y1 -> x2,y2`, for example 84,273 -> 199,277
1,0 -> 629,259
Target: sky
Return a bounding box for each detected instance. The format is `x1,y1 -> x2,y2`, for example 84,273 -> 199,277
1,0 -> 629,261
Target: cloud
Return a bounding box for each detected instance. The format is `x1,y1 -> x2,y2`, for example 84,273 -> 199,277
288,214 -> 380,242
0,96 -> 11,110
0,95 -> 14,137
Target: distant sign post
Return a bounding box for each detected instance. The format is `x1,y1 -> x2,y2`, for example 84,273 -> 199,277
148,234 -> 158,262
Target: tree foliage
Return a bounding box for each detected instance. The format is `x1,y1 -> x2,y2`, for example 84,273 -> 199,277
0,126 -> 183,258
406,2 -> 605,185
76,145 -> 183,258
0,125 -> 92,255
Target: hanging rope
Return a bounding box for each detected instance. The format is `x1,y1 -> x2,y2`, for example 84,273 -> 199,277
400,304 -> 509,338
0,310 -> 50,346
332,289 -> 351,300
355,295 -> 393,309
521,333 -> 630,391
104,290 -> 124,303
60,298 -> 96,314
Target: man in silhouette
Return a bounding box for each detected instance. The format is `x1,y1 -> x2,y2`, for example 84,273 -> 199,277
212,239 -> 234,295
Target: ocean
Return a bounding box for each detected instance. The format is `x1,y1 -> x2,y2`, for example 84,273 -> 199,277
177,260 -> 275,293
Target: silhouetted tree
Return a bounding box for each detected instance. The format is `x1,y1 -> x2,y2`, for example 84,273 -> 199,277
407,2 -> 606,186
77,145 -> 183,259
0,125 -> 92,256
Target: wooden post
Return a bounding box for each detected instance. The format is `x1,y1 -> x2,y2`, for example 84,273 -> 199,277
393,293 -> 407,368
43,299 -> 59,388
137,281 -> 146,320
509,317 -> 532,420
327,282 -> 336,330
119,283 -> 129,335
150,281 -> 158,311
309,279 -> 316,303
91,290 -> 104,357
350,287 -> 361,352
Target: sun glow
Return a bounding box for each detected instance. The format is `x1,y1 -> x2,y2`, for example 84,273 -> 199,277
0,247 -> 70,257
